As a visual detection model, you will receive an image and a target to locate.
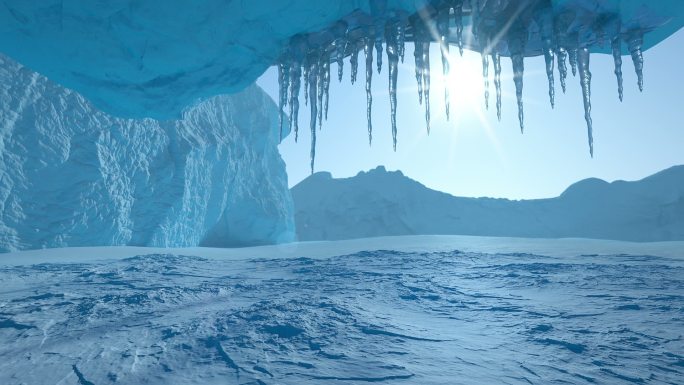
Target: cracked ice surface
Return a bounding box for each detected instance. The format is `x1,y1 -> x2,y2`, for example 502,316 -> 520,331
0,248 -> 683,384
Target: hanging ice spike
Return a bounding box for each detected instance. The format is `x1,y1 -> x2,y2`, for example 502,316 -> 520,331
288,60 -> 301,142
543,39 -> 555,108
578,47 -> 594,157
438,7 -> 450,120
493,52 -> 502,122
557,47 -> 568,93
612,37 -> 624,102
274,0 -> 657,163
308,56 -> 319,173
509,28 -> 526,133
386,22 -> 399,151
365,37 -> 374,145
277,62 -> 289,142
480,33 -> 490,110
627,32 -> 644,92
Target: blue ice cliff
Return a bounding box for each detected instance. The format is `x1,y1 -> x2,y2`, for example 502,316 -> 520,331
1,0 -> 683,171
0,54 -> 295,252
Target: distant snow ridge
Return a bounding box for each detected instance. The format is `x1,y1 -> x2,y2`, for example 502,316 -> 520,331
0,55 -> 295,252
292,165 -> 684,242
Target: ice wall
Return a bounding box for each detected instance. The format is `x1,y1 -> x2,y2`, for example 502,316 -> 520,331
0,55 -> 295,252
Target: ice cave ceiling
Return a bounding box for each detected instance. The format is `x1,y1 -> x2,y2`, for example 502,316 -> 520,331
1,0 -> 683,167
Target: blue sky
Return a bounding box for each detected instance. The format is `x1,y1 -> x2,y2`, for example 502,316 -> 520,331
258,29 -> 684,200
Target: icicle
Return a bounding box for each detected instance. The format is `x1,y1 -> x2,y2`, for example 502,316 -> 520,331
422,41 -> 431,134
438,7 -> 450,120
612,37 -> 624,101
322,56 -> 331,120
365,37 -> 374,145
288,62 -> 301,142
277,61 -> 290,142
480,34 -> 490,110
454,0 -> 464,56
512,54 -> 525,132
493,52 -> 502,121
397,21 -> 406,63
627,33 -> 644,92
557,47 -> 568,93
543,39 -> 555,108
336,37 -> 347,82
471,0 -> 480,37
508,25 -> 526,132
317,53 -> 324,130
387,24 -> 400,151
350,42 -> 359,85
577,47 -> 593,157
414,41 -> 424,105
568,48 -> 578,76
303,57 -> 309,106
376,41 -> 383,74
308,58 -> 319,174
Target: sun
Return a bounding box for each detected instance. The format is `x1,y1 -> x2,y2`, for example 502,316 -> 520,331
444,50 -> 488,120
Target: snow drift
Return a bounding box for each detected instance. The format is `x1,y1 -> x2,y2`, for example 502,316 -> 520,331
0,54 -> 295,252
292,165 -> 684,242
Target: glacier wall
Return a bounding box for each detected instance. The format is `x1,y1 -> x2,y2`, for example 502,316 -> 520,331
0,54 -> 295,252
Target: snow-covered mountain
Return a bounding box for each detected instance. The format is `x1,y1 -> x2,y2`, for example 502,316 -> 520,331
292,165 -> 684,242
0,54 -> 294,252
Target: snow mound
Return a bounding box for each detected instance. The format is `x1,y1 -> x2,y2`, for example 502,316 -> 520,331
0,54 -> 295,252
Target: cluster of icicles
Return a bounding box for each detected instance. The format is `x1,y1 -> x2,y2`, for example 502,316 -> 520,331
277,1 -> 647,173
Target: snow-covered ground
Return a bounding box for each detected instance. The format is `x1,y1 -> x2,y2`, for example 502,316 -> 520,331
1,236 -> 682,384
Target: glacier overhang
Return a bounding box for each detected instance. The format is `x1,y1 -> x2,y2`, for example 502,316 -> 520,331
1,1 -> 682,121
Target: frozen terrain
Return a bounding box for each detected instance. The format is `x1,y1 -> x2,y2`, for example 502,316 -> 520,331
0,237 -> 683,384
0,54 -> 294,252
293,165 -> 684,242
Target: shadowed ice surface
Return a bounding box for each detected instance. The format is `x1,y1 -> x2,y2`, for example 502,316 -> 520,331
0,249 -> 683,384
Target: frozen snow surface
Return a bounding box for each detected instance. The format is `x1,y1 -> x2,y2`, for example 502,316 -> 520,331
293,166 -> 684,242
0,238 -> 683,384
0,54 -> 295,252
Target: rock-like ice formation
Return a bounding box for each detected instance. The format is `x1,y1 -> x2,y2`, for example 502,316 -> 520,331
0,55 -> 295,252
0,1 -> 418,119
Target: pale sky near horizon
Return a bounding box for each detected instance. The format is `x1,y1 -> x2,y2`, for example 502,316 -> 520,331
258,29 -> 684,200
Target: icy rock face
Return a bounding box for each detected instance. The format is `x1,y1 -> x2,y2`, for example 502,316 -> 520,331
0,55 -> 295,252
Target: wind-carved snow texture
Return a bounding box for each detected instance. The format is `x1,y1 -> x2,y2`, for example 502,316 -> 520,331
0,55 -> 295,252
0,251 -> 682,384
277,0 -> 684,170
